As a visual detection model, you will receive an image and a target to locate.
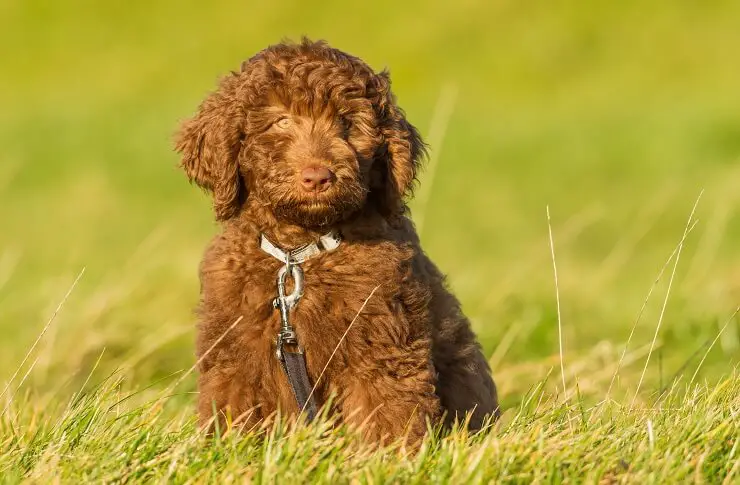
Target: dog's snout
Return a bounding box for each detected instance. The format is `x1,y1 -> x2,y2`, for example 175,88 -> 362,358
300,165 -> 335,192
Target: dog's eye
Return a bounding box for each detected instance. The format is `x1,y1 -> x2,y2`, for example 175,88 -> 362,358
274,117 -> 292,129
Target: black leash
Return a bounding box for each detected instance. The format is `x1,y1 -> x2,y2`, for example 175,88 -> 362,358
261,232 -> 341,421
273,262 -> 319,420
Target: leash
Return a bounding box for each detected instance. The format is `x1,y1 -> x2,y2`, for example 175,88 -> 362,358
259,231 -> 341,421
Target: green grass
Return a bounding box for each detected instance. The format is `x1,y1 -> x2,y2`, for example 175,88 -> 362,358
2,373 -> 738,483
1,0 -> 739,482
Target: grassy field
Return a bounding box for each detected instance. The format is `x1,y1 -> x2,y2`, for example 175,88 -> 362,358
1,0 -> 739,482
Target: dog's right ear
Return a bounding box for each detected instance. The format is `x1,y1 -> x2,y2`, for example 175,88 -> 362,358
175,75 -> 246,221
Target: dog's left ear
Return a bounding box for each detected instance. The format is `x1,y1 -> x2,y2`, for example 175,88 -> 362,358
174,74 -> 246,221
373,71 -> 428,216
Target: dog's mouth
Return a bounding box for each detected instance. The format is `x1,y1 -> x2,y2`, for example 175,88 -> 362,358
272,182 -> 367,228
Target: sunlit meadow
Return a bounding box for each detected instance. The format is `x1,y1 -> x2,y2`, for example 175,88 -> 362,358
1,1 -> 739,482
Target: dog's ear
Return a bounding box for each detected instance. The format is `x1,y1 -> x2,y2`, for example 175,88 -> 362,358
175,75 -> 246,221
373,71 -> 428,217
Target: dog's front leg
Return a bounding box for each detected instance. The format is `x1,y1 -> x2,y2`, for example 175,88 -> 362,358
335,327 -> 441,446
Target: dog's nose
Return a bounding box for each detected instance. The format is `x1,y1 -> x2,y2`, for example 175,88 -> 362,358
300,165 -> 335,192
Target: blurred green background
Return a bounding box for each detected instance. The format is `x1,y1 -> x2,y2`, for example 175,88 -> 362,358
1,0 -> 738,409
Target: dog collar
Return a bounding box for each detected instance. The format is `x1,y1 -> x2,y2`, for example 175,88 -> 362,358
259,231 -> 341,264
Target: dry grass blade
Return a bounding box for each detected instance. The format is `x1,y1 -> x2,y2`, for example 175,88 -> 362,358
591,185 -> 676,291
685,168 -> 740,288
480,205 -> 603,313
414,83 -> 458,236
723,455 -> 740,485
144,316 -> 245,418
0,267 -> 85,402
606,218 -> 699,400
164,315 -> 244,396
631,190 -> 703,408
546,206 -> 567,402
689,306 -> 740,387
301,285 -> 381,415
488,316 -> 532,371
1,356 -> 39,418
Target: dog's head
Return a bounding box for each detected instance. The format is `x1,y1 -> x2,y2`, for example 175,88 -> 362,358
175,38 -> 426,227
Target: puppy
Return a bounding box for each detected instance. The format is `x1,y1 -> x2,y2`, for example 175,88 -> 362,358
175,38 -> 498,443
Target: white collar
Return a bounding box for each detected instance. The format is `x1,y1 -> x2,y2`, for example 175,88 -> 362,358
259,231 -> 341,264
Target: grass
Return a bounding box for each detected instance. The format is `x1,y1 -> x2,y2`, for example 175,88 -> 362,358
1,0 -> 740,482
2,373 -> 738,483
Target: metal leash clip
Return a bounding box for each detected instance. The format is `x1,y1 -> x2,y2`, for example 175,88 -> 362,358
273,259 -> 305,360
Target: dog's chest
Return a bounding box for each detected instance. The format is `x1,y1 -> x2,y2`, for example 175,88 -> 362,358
244,241 -> 407,341
223,236 -> 419,413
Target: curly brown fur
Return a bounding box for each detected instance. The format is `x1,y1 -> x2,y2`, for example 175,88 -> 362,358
175,38 -> 499,445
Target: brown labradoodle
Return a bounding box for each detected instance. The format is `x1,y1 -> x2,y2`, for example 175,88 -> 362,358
175,38 -> 498,444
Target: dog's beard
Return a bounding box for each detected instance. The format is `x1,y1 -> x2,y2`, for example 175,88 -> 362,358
271,184 -> 367,228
